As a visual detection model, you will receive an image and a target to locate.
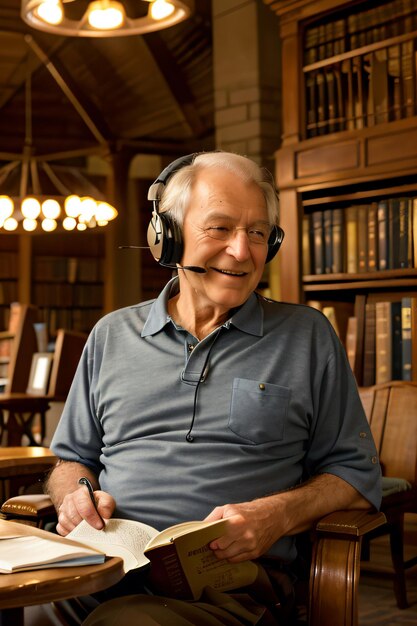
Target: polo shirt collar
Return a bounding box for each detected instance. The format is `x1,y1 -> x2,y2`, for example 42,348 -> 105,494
141,277 -> 263,338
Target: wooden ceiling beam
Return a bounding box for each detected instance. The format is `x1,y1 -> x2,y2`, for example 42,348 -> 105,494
143,31 -> 208,139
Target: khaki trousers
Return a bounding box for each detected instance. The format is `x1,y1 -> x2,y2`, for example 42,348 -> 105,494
83,562 -> 299,626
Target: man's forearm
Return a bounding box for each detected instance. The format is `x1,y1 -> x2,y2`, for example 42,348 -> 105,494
273,472 -> 371,536
44,460 -> 99,511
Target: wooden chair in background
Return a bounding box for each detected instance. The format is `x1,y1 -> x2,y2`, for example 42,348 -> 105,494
0,327 -> 87,446
359,381 -> 417,609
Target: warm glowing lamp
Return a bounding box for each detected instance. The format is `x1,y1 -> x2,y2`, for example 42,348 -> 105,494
35,0 -> 63,24
151,0 -> 175,20
87,0 -> 125,30
21,197 -> 41,219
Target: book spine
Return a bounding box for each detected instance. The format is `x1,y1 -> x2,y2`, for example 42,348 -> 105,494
398,197 -> 412,268
146,544 -> 194,600
357,205 -> 368,272
375,301 -> 392,384
391,301 -> 402,380
388,198 -> 400,268
345,316 -> 358,373
345,206 -> 358,273
363,302 -> 376,386
353,294 -> 367,384
367,202 -> 378,271
323,209 -> 333,273
311,211 -> 324,274
302,215 -> 311,276
401,297 -> 412,381
377,200 -> 389,270
331,208 -> 344,273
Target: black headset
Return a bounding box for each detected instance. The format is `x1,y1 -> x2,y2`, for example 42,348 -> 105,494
146,153 -> 284,267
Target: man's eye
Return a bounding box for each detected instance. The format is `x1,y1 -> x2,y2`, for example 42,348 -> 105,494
206,224 -> 232,239
248,228 -> 268,241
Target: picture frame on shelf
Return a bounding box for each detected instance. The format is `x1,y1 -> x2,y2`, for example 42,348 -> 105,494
27,352 -> 54,395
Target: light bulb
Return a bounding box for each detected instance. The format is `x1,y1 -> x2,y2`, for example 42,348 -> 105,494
21,197 -> 41,219
79,197 -> 97,223
35,0 -> 63,25
65,195 -> 82,218
77,222 -> 87,231
3,217 -> 18,231
95,201 -> 118,222
0,196 -> 14,221
88,0 -> 125,29
23,218 -> 38,232
150,0 -> 175,20
42,218 -> 57,232
63,216 -> 77,230
42,198 -> 61,219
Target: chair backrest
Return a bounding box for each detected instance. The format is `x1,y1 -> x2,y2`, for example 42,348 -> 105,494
3,304 -> 38,394
48,329 -> 87,400
359,381 -> 417,484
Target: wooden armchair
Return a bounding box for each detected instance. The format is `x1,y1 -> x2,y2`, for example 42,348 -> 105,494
359,381 -> 417,609
0,491 -> 385,626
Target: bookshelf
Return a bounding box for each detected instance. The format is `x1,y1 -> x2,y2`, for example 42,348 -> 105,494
31,233 -> 105,335
0,231 -> 105,337
268,0 -> 417,385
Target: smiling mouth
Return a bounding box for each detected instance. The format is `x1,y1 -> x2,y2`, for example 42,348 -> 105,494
212,268 -> 248,276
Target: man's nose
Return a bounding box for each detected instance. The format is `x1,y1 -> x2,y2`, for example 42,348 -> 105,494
226,229 -> 251,260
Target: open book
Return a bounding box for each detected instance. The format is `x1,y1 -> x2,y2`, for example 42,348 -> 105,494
0,519 -> 105,573
67,517 -> 258,600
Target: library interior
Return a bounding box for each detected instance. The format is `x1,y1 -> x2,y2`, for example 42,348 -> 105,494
0,1 -> 417,625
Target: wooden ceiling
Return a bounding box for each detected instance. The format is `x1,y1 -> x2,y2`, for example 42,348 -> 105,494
0,0 -> 214,165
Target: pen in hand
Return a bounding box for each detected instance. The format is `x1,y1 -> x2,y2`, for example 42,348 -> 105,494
78,477 -> 105,526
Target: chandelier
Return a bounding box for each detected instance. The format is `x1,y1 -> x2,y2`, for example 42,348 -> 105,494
0,47 -> 118,234
21,0 -> 194,37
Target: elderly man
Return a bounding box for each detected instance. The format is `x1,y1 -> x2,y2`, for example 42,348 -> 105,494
47,151 -> 381,625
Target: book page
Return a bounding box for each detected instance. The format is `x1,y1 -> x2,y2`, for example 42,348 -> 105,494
68,518 -> 159,572
0,535 -> 105,573
145,519 -> 226,550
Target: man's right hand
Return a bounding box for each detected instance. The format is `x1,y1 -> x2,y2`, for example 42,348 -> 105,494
56,486 -> 115,536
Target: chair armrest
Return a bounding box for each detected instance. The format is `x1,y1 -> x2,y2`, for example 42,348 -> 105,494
309,510 -> 386,626
1,493 -> 56,528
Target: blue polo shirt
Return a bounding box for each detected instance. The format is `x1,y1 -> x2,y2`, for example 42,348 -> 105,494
51,277 -> 381,560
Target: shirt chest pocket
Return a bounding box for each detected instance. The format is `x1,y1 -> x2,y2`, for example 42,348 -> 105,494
228,378 -> 290,444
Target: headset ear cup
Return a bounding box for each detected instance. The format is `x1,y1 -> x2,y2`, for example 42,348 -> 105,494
266,226 -> 284,263
147,212 -> 183,266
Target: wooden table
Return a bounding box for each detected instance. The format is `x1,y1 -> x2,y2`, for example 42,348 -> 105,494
0,520 -> 125,626
0,446 -> 56,501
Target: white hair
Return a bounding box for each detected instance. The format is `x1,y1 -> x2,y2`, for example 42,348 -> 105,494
157,151 -> 279,226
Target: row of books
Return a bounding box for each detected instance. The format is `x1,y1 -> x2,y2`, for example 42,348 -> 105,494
304,0 -> 416,65
305,40 -> 416,137
33,283 -> 103,308
308,296 -> 417,386
33,255 -> 103,283
304,197 -> 417,276
346,297 -> 417,386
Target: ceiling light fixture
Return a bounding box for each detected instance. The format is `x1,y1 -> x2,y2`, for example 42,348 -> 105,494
21,0 -> 194,37
0,61 -> 117,234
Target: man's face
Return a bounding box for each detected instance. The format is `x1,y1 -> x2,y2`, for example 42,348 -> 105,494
179,167 -> 270,311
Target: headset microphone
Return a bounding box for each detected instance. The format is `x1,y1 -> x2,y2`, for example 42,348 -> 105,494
118,246 -> 207,273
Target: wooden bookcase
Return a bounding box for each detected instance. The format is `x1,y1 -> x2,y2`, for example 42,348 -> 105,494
268,0 -> 417,384
0,231 -> 105,336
